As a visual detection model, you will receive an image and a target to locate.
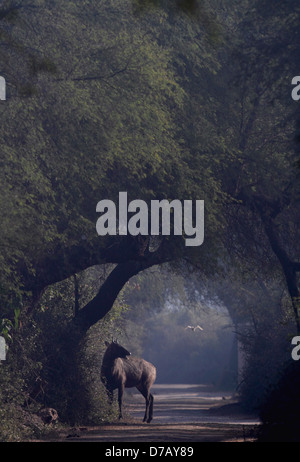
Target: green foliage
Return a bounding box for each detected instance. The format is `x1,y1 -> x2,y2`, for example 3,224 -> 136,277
0,265 -> 130,436
0,0 -> 299,436
0,0 -> 226,311
237,294 -> 295,413
32,266 -> 129,424
0,317 -> 43,441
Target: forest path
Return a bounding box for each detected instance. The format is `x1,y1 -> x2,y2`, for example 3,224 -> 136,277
61,384 -> 260,442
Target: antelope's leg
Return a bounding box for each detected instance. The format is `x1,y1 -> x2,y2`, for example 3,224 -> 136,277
136,385 -> 150,422
118,385 -> 124,419
148,393 -> 154,423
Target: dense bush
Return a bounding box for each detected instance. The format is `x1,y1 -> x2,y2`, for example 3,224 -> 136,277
237,307 -> 295,417
257,360 -> 300,442
0,318 -> 43,441
30,271 -> 126,425
0,269 -> 126,439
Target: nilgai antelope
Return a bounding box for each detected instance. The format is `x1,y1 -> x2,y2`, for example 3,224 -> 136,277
101,340 -> 156,423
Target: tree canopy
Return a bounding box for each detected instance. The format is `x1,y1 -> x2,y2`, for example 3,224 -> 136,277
1,0 -> 300,437
0,0 -> 298,331
0,0 -> 226,325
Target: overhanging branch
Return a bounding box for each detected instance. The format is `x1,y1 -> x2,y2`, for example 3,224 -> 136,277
73,238 -> 177,331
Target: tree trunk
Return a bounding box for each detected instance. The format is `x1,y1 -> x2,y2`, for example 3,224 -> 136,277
38,238 -> 177,423
236,191 -> 300,333
73,257 -> 164,332
261,215 -> 300,333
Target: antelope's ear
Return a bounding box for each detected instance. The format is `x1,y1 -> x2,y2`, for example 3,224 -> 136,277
105,341 -> 109,347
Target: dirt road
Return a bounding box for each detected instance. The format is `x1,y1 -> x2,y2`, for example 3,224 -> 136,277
61,384 -> 260,442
